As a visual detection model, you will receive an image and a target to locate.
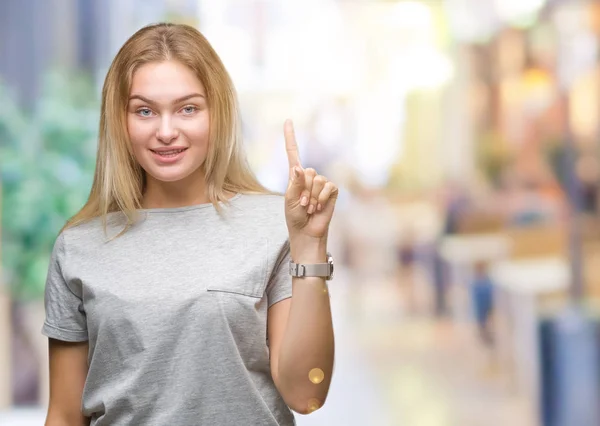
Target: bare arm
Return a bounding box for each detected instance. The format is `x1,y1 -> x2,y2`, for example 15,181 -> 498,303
269,119 -> 337,414
268,239 -> 334,415
45,338 -> 90,426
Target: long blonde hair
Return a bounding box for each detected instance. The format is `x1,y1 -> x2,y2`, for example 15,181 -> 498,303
65,23 -> 275,233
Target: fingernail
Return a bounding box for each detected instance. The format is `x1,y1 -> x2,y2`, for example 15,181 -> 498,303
317,203 -> 322,211
293,167 -> 300,178
308,204 -> 315,214
301,196 -> 308,206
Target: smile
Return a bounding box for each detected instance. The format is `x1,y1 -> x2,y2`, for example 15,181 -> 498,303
150,148 -> 187,158
150,148 -> 188,163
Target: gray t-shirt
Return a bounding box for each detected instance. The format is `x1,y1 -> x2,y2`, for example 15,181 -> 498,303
42,193 -> 296,425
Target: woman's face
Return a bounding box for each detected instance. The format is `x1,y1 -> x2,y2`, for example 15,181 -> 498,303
127,60 -> 210,184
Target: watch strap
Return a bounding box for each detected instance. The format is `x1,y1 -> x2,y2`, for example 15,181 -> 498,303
289,253 -> 334,280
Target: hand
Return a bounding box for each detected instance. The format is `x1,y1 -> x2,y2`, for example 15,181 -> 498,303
283,119 -> 338,242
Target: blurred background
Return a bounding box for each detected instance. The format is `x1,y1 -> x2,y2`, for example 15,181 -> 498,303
2,0 -> 600,425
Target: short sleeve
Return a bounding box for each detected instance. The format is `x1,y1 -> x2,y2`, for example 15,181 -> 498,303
41,232 -> 88,342
266,240 -> 293,307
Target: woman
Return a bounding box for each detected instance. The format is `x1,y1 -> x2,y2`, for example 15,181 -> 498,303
42,23 -> 337,426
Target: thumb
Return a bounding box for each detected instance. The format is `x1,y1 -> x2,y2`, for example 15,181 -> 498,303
287,166 -> 305,200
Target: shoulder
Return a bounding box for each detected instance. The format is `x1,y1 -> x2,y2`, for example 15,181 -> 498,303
59,212 -> 127,251
47,220 -> 104,276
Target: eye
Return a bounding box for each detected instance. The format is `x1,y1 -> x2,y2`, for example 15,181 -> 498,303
181,105 -> 197,115
136,108 -> 154,117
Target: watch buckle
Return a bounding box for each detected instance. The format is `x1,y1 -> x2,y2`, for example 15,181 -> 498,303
289,262 -> 305,277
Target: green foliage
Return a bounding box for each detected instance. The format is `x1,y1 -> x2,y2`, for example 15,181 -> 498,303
0,70 -> 99,300
476,130 -> 511,187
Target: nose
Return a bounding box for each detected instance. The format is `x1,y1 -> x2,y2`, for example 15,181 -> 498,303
156,115 -> 179,144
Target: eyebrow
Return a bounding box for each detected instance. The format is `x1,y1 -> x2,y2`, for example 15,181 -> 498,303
128,93 -> 205,105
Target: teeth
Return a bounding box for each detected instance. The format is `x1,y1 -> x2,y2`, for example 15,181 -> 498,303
155,149 -> 184,155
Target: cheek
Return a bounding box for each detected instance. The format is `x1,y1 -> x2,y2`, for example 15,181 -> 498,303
127,118 -> 153,149
183,114 -> 210,147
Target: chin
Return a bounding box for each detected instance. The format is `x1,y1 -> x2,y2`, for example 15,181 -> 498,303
146,168 -> 193,183
146,161 -> 206,183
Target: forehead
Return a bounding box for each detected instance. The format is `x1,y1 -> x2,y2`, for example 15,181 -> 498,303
129,60 -> 206,100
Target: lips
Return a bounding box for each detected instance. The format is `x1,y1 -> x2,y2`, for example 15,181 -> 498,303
149,147 -> 188,164
150,148 -> 188,157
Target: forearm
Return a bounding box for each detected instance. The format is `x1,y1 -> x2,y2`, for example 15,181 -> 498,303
277,237 -> 335,413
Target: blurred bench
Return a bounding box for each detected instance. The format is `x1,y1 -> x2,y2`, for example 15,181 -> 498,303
456,211 -> 506,235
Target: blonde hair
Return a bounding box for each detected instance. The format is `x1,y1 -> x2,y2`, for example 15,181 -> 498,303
65,23 -> 276,234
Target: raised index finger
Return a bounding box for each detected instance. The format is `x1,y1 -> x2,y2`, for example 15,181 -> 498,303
284,119 -> 302,170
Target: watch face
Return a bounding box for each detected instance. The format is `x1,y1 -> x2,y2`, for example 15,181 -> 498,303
327,253 -> 334,280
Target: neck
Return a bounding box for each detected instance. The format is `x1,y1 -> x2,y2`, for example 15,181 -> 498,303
142,169 -> 209,209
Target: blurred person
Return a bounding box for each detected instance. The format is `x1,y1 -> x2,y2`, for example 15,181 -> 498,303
470,261 -> 494,347
397,232 -> 416,272
427,183 -> 468,319
42,23 -> 338,426
430,236 -> 449,318
442,181 -> 470,235
395,229 -> 418,314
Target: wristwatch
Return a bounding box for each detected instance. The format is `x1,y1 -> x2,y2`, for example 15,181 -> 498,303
289,252 -> 335,281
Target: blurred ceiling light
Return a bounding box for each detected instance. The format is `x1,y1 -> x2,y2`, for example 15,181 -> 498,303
521,68 -> 555,116
386,1 -> 433,30
493,0 -> 547,25
260,1 -> 362,94
444,0 -> 500,43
